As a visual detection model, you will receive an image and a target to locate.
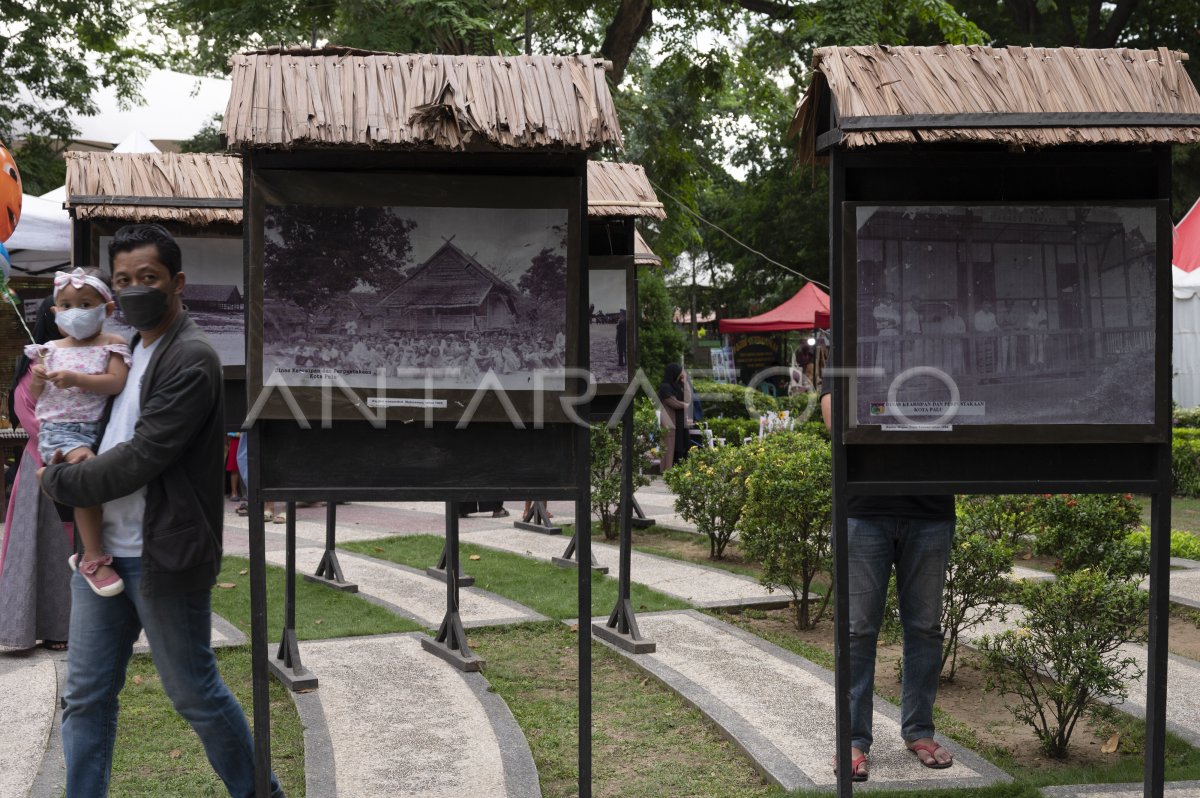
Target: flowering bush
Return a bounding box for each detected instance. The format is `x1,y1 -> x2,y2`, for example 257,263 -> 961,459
663,443 -> 750,559
956,494 -> 1041,550
978,569 -> 1148,759
738,433 -> 833,629
1031,493 -> 1146,579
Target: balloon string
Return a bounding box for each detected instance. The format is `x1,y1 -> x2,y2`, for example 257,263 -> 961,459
3,287 -> 36,344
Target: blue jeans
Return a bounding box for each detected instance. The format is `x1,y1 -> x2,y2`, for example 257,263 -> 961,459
846,516 -> 953,753
62,557 -> 283,798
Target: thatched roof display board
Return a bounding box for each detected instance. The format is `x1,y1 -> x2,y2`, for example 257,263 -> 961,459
633,229 -> 661,267
65,152 -> 243,225
587,161 -> 665,220
221,47 -> 623,152
791,45 -> 1200,164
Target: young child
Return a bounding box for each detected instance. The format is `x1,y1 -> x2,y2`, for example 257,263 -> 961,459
27,268 -> 131,596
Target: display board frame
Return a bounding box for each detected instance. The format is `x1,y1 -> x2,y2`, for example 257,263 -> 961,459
245,167 -> 582,426
838,199 -> 1171,446
586,255 -> 636,394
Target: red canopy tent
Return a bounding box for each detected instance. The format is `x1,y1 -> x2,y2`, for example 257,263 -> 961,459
1177,197 -> 1200,273
718,282 -> 831,333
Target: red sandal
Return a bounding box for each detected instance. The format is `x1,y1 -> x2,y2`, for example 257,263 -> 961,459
909,740 -> 954,769
832,752 -> 869,782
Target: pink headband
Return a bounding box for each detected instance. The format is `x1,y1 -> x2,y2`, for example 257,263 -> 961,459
53,268 -> 113,303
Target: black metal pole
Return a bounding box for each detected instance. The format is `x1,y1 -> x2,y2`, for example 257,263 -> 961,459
617,407 -> 635,633
576,424 -> 592,798
829,144 -> 852,798
1144,477 -> 1171,798
247,426 -> 271,798
285,500 -> 296,632
447,501 -> 460,621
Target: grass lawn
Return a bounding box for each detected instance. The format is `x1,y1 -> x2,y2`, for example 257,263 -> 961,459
1136,495 -> 1200,537
341,534 -> 691,619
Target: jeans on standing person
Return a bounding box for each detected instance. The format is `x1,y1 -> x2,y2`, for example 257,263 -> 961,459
62,556 -> 283,798
846,516 -> 953,754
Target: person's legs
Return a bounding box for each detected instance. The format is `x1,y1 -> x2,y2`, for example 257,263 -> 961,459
846,516 -> 896,755
894,517 -> 954,746
62,557 -> 143,798
128,569 -> 283,798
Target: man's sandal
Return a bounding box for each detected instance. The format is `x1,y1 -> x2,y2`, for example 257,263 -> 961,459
909,741 -> 954,769
832,752 -> 869,782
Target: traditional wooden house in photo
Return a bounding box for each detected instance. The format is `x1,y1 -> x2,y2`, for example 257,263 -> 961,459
377,239 -> 520,332
184,283 -> 245,313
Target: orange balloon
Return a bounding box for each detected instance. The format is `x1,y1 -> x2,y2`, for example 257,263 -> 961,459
0,143 -> 21,242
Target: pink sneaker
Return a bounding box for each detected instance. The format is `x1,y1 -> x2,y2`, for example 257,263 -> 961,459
68,554 -> 125,597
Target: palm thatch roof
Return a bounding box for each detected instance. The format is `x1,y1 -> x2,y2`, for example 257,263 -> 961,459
65,152 -> 243,226
791,45 -> 1200,164
222,47 -> 623,152
587,161 -> 665,220
633,229 -> 662,267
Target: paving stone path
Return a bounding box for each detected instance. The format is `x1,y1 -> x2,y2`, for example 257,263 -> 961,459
293,633 -> 540,798
262,545 -> 546,629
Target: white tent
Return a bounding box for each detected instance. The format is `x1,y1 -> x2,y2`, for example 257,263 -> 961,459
4,131 -> 162,275
1174,198 -> 1200,408
7,190 -> 71,274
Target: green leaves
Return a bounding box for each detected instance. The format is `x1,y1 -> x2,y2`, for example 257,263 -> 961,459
978,569 -> 1148,758
2,0 -> 151,148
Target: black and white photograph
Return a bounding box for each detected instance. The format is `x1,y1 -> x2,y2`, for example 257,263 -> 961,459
100,235 -> 245,366
261,204 -> 569,390
588,268 -> 629,384
852,204 -> 1157,427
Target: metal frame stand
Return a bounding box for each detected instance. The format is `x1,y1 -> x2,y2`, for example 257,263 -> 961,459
427,534 -> 476,587
514,500 -> 564,534
630,494 -> 654,529
269,501 -> 319,691
421,502 -> 484,672
303,501 -> 358,593
593,407 -> 655,653
552,529 -> 609,574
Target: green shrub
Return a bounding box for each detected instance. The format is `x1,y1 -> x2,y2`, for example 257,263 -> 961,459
941,532 -> 1013,681
1031,493 -> 1147,579
738,433 -> 833,629
663,444 -> 751,559
690,378 -> 777,419
702,417 -> 760,446
1173,429 -> 1200,497
979,569 -> 1148,759
1127,526 -> 1200,560
590,424 -> 650,540
956,494 -> 1040,550
1174,405 -> 1200,429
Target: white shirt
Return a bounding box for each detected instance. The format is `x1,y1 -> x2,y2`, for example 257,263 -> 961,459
99,337 -> 162,557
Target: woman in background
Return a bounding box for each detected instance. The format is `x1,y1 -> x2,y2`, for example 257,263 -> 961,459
1,296 -> 74,650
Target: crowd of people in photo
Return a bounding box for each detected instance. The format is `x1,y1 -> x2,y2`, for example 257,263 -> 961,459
867,294 -> 1055,377
265,327 -> 568,383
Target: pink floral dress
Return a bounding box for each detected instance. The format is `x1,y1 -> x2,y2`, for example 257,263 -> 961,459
23,341 -> 132,462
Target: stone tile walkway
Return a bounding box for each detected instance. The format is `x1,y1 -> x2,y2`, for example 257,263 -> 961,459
293,633 -> 541,798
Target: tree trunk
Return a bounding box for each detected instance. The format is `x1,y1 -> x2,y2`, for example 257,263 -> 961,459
601,0 -> 654,85
1088,0 -> 1140,48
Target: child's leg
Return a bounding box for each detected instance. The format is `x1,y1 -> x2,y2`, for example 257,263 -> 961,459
71,504 -> 123,595
74,505 -> 109,565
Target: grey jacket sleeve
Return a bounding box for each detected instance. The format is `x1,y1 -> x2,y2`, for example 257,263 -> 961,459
41,351 -> 218,508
